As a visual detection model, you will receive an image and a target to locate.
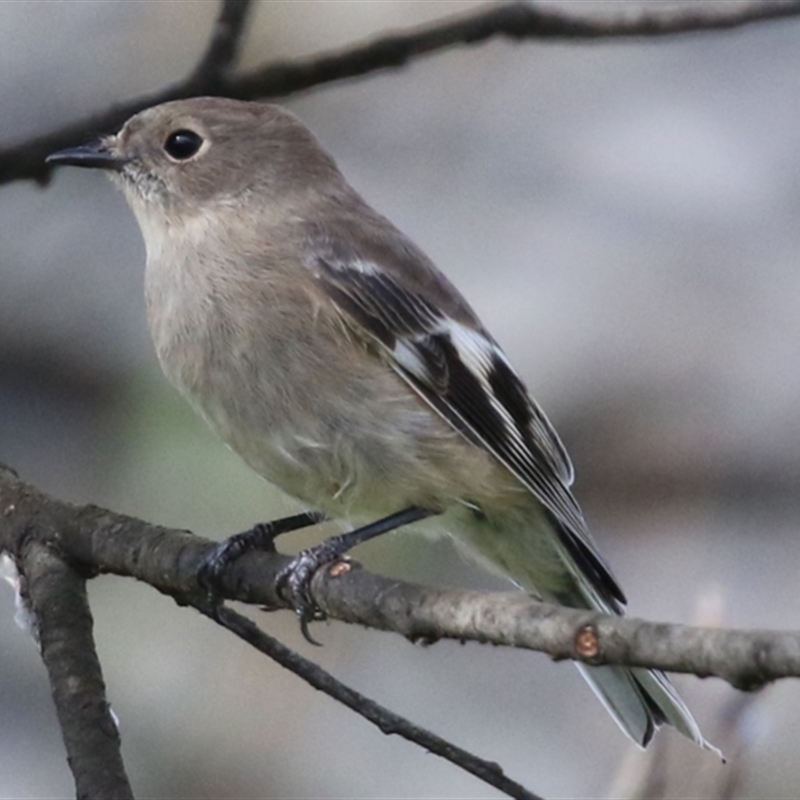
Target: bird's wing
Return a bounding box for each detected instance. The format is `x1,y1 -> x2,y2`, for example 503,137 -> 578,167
304,221 -> 625,607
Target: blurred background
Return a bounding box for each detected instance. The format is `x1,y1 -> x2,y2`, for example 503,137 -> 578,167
1,1 -> 799,797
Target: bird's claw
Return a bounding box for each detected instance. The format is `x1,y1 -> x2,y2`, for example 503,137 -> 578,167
196,521 -> 287,606
197,541 -> 234,606
276,542 -> 345,645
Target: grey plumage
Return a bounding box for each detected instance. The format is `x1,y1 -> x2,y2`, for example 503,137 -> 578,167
47,97 -> 718,754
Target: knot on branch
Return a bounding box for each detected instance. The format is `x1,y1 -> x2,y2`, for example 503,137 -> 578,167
574,624 -> 601,661
731,639 -> 780,692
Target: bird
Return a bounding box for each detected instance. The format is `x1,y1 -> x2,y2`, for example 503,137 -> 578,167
47,96 -> 716,753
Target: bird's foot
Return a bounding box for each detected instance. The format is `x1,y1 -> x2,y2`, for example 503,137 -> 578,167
275,539 -> 348,645
275,507 -> 433,644
197,511 -> 325,605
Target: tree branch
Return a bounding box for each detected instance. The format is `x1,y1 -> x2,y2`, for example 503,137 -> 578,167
201,602 -> 542,800
3,0 -> 800,188
188,0 -> 253,91
227,0 -> 800,99
19,540 -> 133,800
1,464 -> 798,692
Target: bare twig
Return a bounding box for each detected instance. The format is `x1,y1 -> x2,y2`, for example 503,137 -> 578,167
3,0 -> 800,187
20,540 -> 133,800
189,0 -> 253,90
311,565 -> 800,692
1,464 -> 799,692
228,0 -> 800,98
200,602 -> 542,800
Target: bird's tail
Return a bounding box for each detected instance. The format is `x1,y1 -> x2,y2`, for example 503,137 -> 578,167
448,503 -> 721,756
575,662 -> 716,752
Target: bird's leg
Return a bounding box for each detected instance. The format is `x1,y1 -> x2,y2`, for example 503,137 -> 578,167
277,506 -> 434,644
199,510 -> 326,598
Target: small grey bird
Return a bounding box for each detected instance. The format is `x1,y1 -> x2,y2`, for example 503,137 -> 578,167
48,97 -> 715,752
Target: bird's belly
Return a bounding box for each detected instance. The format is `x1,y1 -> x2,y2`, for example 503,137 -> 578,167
148,280 -> 523,520
188,359 -> 520,521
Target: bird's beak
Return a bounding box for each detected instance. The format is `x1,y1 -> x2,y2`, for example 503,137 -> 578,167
46,138 -> 128,171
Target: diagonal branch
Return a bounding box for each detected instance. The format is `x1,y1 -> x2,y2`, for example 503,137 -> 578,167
1,464 -> 799,691
3,0 -> 800,187
189,0 -> 253,90
19,540 -> 133,800
227,0 -> 800,99
200,602 -> 542,800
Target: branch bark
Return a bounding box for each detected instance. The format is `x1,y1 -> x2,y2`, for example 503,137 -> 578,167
19,540 -> 133,800
2,0 -> 800,187
1,464 -> 798,692
3,460 -> 549,799
203,602 -> 542,800
188,0 -> 254,91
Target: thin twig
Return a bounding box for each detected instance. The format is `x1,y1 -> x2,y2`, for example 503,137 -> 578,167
189,0 -> 253,89
198,602 -> 542,800
3,0 -> 800,187
228,0 -> 800,98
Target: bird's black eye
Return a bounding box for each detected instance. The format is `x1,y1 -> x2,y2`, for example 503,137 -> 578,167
164,129 -> 204,160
